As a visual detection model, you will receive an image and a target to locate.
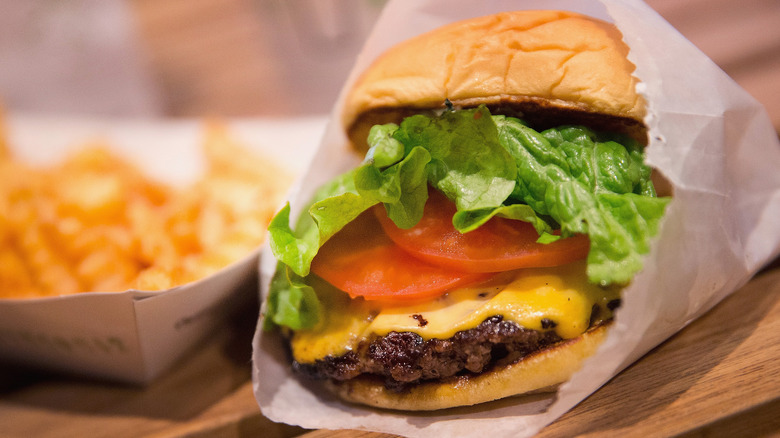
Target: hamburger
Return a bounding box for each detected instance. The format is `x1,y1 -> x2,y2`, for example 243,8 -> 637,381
262,10 -> 670,410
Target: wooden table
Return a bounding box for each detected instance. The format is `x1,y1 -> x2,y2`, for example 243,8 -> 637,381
2,0 -> 779,437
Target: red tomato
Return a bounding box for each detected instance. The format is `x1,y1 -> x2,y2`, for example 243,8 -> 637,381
310,210 -> 491,301
374,189 -> 590,273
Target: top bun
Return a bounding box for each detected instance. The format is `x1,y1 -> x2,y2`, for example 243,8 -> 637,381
343,10 -> 646,151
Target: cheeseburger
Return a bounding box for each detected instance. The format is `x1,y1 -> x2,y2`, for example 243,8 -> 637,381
263,10 -> 670,410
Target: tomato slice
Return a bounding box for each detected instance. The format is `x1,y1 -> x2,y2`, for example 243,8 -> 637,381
375,189 -> 590,273
311,210 -> 491,301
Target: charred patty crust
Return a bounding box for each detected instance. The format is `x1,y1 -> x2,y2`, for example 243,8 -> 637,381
292,315 -> 564,392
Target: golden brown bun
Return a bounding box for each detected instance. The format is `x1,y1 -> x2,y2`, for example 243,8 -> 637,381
343,10 -> 646,151
323,10 -> 630,411
326,323 -> 610,411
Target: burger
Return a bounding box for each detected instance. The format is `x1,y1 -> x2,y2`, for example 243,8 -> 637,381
262,10 -> 670,410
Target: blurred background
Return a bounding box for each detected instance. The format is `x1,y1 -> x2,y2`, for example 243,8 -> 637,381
0,0 -> 777,131
0,1 -> 778,437
0,0 -> 387,118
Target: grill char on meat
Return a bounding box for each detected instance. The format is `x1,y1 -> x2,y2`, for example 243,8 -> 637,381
292,315 -> 563,392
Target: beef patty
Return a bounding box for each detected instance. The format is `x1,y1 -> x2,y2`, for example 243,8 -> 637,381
292,315 -> 563,392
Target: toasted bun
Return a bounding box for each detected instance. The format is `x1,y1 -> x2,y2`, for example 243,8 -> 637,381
323,10 -> 632,411
325,323 -> 610,411
343,10 -> 646,152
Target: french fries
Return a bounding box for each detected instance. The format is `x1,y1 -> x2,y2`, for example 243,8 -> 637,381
0,121 -> 292,298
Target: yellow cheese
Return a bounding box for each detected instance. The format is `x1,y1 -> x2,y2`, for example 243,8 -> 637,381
291,260 -> 620,364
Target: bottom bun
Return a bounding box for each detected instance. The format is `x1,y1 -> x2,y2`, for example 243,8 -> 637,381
325,323 -> 611,411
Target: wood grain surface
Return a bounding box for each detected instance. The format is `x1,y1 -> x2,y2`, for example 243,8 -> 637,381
1,0 -> 779,437
5,267 -> 775,437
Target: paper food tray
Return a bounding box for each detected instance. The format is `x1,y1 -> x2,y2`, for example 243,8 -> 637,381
0,115 -> 324,384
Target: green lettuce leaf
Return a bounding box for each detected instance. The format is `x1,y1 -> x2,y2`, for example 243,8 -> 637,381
263,264 -> 320,330
268,106 -> 520,279
355,145 -> 431,229
495,117 -> 669,285
394,106 -> 516,211
365,123 -> 404,167
452,203 -> 551,234
268,169 -> 375,278
265,106 -> 670,330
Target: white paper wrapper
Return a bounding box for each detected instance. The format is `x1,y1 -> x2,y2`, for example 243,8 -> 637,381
0,115 -> 325,384
252,0 -> 780,436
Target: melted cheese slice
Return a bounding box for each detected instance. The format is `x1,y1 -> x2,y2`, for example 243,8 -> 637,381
291,260 -> 620,364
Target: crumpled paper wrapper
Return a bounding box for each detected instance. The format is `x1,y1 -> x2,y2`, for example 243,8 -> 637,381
252,0 -> 780,436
